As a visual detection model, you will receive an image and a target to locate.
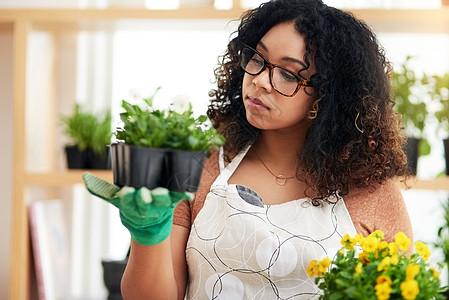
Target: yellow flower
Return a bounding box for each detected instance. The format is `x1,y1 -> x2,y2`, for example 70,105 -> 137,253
341,233 -> 356,250
400,279 -> 420,300
375,241 -> 389,259
388,242 -> 398,256
375,281 -> 392,300
354,233 -> 363,244
375,275 -> 392,300
390,253 -> 399,265
355,262 -> 363,274
377,256 -> 391,272
318,257 -> 332,273
370,229 -> 385,241
358,251 -> 370,264
376,275 -> 392,285
430,267 -> 440,279
361,235 -> 378,253
395,232 -> 411,251
415,241 -> 431,261
405,264 -> 420,280
377,241 -> 389,251
307,260 -> 319,277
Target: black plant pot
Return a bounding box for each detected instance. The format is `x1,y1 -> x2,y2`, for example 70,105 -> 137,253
86,147 -> 111,170
111,143 -> 167,189
404,137 -> 420,175
102,258 -> 128,300
65,146 -> 86,169
166,149 -> 206,192
65,146 -> 111,169
110,143 -> 206,192
444,138 -> 449,176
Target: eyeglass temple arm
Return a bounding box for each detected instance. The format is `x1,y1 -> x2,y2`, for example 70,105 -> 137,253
300,79 -> 313,87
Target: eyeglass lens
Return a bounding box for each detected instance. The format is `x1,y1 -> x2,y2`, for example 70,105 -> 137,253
241,47 -> 301,96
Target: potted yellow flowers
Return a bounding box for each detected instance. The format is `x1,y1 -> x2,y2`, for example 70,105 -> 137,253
307,231 -> 444,299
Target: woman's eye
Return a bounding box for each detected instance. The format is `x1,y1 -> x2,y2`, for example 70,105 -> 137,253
280,70 -> 297,82
250,57 -> 264,68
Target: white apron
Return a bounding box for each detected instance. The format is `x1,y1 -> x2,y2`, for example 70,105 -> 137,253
185,146 -> 357,299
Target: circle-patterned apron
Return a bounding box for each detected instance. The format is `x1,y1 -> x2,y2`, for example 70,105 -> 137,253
185,146 -> 357,299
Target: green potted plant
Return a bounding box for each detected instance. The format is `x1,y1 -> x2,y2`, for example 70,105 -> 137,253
392,56 -> 431,175
111,88 -> 225,192
424,72 -> 449,175
61,103 -> 112,169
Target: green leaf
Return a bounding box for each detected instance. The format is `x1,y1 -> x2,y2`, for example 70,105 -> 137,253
335,278 -> 350,288
328,291 -> 343,300
419,138 -> 431,156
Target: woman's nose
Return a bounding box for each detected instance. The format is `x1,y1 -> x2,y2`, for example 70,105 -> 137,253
252,68 -> 273,93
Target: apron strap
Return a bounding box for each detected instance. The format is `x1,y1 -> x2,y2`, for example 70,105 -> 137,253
211,144 -> 251,190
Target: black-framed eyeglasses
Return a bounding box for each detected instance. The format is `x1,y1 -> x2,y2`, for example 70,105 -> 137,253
240,44 -> 313,97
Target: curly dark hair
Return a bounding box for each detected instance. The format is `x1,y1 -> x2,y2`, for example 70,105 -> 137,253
207,0 -> 409,200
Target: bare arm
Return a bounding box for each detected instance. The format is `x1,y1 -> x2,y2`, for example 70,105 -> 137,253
120,150 -> 219,299
121,224 -> 190,300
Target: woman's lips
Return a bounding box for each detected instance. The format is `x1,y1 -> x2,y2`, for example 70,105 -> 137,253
248,96 -> 269,110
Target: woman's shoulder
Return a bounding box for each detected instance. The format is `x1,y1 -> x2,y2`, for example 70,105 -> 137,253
345,178 -> 402,204
343,178 -> 413,242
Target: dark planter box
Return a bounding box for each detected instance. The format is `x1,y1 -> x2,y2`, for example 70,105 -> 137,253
166,149 -> 206,192
65,146 -> 111,170
404,137 -> 420,175
111,143 -> 166,190
87,148 -> 111,169
444,138 -> 449,176
110,143 -> 206,192
65,146 -> 86,169
102,259 -> 127,300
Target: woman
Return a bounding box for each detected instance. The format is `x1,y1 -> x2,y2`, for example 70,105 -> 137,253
85,0 -> 412,298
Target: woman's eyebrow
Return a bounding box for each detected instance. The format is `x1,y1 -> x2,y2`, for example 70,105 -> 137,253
258,40 -> 307,68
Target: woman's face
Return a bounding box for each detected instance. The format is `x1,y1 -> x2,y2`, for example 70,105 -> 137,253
242,21 -> 315,132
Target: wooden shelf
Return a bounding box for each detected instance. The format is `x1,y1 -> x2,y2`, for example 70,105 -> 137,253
1,8 -> 449,33
0,7 -> 245,22
24,170 -> 113,186
21,170 -> 449,190
398,176 -> 449,191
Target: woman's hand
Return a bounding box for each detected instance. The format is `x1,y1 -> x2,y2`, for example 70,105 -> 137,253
83,172 -> 193,245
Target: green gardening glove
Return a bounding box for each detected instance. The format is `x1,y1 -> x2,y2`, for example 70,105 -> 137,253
82,172 -> 193,246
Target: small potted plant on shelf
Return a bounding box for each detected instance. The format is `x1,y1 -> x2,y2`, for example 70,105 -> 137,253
424,72 -> 449,176
392,56 -> 431,175
61,103 -> 112,169
111,87 -> 225,192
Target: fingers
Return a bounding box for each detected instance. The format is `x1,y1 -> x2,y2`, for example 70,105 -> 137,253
149,188 -> 194,207
115,186 -> 136,198
169,191 -> 194,205
147,188 -> 173,207
102,185 -> 193,221
83,172 -> 121,201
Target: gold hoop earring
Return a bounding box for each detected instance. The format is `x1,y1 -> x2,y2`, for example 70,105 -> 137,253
308,101 -> 319,120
